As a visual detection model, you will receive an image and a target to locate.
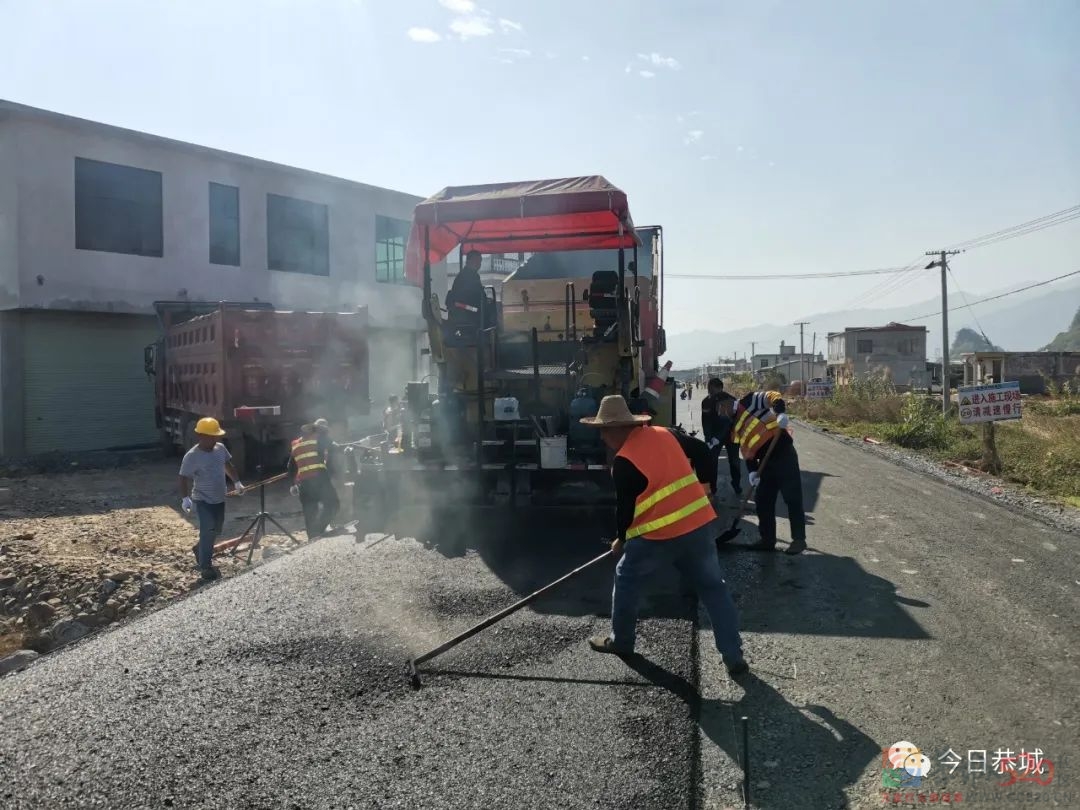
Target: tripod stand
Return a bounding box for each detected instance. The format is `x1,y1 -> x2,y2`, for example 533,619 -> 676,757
234,420 -> 299,564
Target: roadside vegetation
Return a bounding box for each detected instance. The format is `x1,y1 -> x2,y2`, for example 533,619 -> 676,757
787,375 -> 1080,507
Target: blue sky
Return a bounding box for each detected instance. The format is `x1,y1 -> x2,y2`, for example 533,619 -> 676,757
1,0 -> 1078,346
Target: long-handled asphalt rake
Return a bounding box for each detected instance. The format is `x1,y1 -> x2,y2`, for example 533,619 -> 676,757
407,549 -> 614,689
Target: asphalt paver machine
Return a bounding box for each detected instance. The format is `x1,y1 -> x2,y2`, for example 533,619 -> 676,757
346,176 -> 677,528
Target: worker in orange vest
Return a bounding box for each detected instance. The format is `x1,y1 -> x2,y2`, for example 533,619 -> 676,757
579,395 -> 748,677
288,421 -> 339,538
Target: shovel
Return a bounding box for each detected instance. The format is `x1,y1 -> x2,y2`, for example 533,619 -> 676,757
715,429 -> 783,545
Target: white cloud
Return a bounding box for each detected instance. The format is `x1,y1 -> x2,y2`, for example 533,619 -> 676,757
676,114 -> 685,124
684,129 -> 704,145
499,18 -> 523,33
499,47 -> 531,57
407,27 -> 442,43
736,145 -> 744,152
768,161 -> 776,167
639,70 -> 656,78
701,155 -> 717,161
637,52 -> 681,70
545,50 -> 557,59
581,55 -> 591,62
451,15 -> 495,38
439,0 -> 476,12
624,63 -> 632,74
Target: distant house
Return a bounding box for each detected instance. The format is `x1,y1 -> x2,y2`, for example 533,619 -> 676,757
827,322 -> 929,389
961,351 -> 1080,394
751,341 -> 818,374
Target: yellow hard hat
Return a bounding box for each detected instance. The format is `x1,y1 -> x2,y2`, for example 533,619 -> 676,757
194,417 -> 226,437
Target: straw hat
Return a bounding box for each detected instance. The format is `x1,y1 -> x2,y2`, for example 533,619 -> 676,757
579,395 -> 652,428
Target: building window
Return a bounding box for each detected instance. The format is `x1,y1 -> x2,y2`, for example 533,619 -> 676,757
375,215 -> 410,284
209,183 -> 240,266
759,358 -> 769,369
267,193 -> 329,276
857,339 -> 874,354
74,157 -> 163,257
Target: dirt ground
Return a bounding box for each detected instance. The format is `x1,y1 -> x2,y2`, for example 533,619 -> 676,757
0,459 -> 344,661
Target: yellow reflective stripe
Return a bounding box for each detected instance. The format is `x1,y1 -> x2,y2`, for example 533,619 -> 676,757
295,451 -> 319,461
627,496 -> 711,539
734,415 -> 760,444
764,420 -> 778,430
294,440 -> 318,449
298,463 -> 326,474
734,411 -> 749,432
746,434 -> 761,449
632,472 -> 699,518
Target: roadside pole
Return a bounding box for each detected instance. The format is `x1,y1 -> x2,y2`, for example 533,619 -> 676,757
795,321 -> 809,395
925,250 -> 962,413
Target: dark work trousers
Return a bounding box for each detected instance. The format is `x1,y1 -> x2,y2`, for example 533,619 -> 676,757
754,445 -> 806,547
723,442 -> 743,494
298,473 -> 340,538
711,416 -> 742,494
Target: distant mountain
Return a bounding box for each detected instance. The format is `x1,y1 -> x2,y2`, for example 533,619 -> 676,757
951,327 -> 1002,355
1043,306 -> 1080,351
666,281 -> 1080,366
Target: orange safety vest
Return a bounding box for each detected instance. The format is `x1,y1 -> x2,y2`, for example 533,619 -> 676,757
616,426 -> 716,541
732,391 -> 783,461
291,437 -> 327,481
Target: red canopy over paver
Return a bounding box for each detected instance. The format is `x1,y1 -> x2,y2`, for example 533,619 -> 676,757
404,176 -> 638,286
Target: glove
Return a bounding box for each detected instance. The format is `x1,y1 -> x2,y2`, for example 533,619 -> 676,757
181,496 -> 193,514
290,485 -> 300,497
233,481 -> 245,495
749,472 -> 761,488
776,413 -> 790,430
707,437 -> 720,450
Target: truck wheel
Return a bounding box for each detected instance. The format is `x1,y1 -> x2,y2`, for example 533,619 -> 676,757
159,429 -> 178,458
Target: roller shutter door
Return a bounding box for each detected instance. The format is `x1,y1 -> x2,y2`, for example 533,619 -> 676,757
23,313 -> 160,453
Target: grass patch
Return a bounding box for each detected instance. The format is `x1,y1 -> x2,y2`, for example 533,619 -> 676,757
791,386 -> 1080,503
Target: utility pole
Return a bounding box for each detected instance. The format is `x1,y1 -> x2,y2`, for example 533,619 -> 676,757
925,250 -> 962,413
794,321 -> 809,394
811,332 -> 817,377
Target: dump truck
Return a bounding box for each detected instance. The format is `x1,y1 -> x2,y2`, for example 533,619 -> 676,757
144,301 -> 370,474
345,177 -> 675,531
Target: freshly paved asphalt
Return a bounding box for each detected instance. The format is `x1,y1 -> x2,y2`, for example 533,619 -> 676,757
1,396 -> 1077,809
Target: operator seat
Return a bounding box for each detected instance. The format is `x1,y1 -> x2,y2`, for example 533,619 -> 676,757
588,270 -> 619,336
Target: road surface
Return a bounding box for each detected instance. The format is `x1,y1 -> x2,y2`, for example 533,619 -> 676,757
1,398 -> 1077,809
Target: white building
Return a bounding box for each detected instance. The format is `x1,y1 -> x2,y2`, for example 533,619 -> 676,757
827,322 -> 929,389
0,100 -> 445,457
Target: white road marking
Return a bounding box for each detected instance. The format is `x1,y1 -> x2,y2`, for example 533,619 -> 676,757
1043,542 -> 1058,551
901,569 -> 918,574
1011,558 -> 1025,563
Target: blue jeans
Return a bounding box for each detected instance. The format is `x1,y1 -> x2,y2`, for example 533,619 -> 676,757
611,523 -> 743,661
195,500 -> 226,569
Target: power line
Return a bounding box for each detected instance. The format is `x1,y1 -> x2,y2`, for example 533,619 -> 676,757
905,268 -> 1080,322
947,204 -> 1080,252
947,265 -> 992,347
822,268 -> 1080,335
667,266 -> 911,281
838,257 -> 929,311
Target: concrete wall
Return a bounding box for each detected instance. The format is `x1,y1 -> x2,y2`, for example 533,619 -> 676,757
0,103 -> 446,328
966,352 -> 1080,394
